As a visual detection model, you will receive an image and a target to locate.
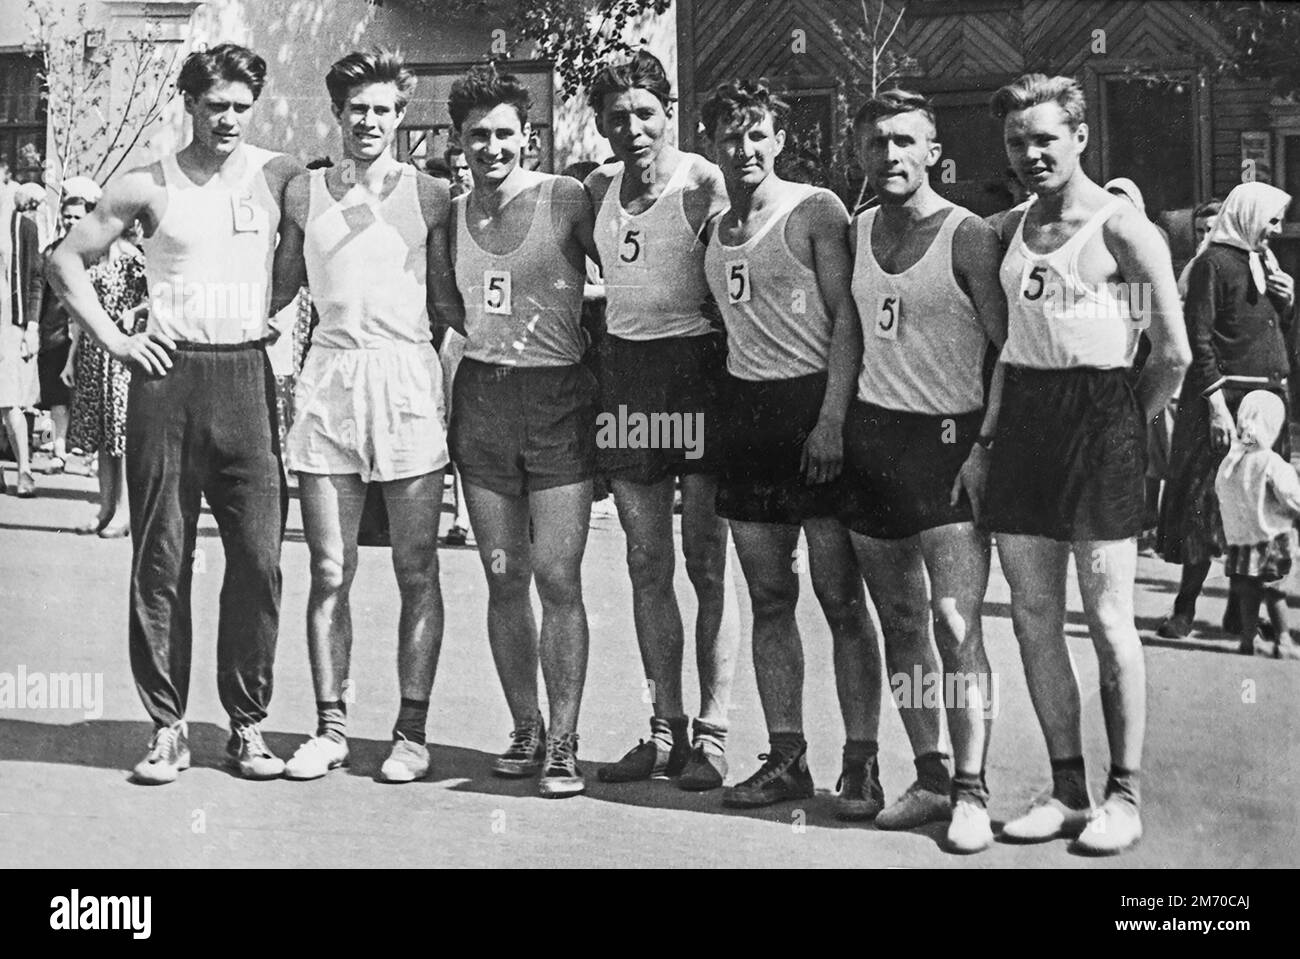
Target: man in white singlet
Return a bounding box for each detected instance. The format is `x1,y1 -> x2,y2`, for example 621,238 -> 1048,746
49,44 -> 303,784
271,50 -> 458,784
979,74 -> 1190,854
844,90 -> 1008,853
582,51 -> 740,792
699,80 -> 883,811
446,64 -> 601,798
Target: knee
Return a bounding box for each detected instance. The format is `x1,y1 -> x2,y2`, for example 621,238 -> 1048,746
485,561 -> 531,603
310,553 -> 355,595
393,541 -> 440,592
747,578 -> 799,622
625,540 -> 674,592
534,565 -> 583,608
683,538 -> 725,594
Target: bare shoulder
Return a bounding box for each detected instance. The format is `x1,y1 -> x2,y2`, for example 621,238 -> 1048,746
550,172 -> 592,224
953,214 -> 1002,262
797,187 -> 849,233
283,170 -> 313,223
686,154 -> 726,194
412,168 -> 452,226
101,162 -> 166,218
1102,201 -> 1168,260
262,152 -> 304,188
583,162 -> 619,203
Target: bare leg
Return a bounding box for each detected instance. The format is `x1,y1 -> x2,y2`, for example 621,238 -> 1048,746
680,472 -> 737,724
383,470 -> 446,701
2,406 -> 30,476
51,405 -> 68,460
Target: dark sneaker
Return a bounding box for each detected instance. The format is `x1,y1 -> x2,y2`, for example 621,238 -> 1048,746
491,715 -> 546,777
722,748 -> 814,808
538,733 -> 585,798
1156,612 -> 1192,639
225,723 -> 286,780
132,721 -> 190,785
598,724 -> 690,783
834,758 -> 884,821
678,744 -> 727,791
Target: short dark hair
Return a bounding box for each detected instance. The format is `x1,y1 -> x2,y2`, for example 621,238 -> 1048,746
425,157 -> 452,180
700,80 -> 789,139
587,49 -> 675,114
562,160 -> 600,182
177,43 -> 268,100
853,88 -> 936,136
325,48 -> 416,112
60,195 -> 90,212
1193,199 -> 1222,221
990,73 -> 1086,129
448,63 -> 531,130
443,144 -> 465,165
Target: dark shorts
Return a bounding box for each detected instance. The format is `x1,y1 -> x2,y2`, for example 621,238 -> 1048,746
843,400 -> 982,539
594,332 -> 724,484
715,370 -> 849,525
37,341 -> 71,410
981,365 -> 1146,542
449,358 -> 598,497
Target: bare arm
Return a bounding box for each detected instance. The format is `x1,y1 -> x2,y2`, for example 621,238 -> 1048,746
420,173 -> 465,338
268,171 -> 309,321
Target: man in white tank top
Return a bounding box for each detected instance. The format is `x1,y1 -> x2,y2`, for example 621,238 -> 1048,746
445,65 -> 602,798
581,51 -> 741,792
699,81 -> 883,813
844,91 -> 1008,853
49,44 -> 303,785
270,51 -> 458,784
979,74 -> 1190,854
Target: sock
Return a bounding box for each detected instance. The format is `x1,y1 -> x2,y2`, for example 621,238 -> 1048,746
649,715 -> 688,751
843,738 -> 878,768
951,769 -> 989,808
1106,764 -> 1141,808
769,731 -> 806,762
1050,756 -> 1091,809
317,700 -> 346,744
692,718 -> 728,756
915,751 -> 951,795
393,697 -> 429,746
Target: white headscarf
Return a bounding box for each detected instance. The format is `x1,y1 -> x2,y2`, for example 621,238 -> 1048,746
1220,389 -> 1286,479
1206,181 -> 1292,294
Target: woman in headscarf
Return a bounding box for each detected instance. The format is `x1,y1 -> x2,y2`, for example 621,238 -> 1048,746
0,181 -> 46,496
1156,181 -> 1295,638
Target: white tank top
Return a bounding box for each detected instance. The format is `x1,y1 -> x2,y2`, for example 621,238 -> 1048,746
454,176 -> 586,367
852,205 -> 987,415
1000,196 -> 1137,370
594,154 -> 712,340
704,185 -> 832,381
144,145 -> 279,344
303,166 -> 430,349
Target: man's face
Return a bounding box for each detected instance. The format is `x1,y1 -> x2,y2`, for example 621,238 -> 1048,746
712,109 -> 785,191
1003,101 -> 1086,195
1263,210 -> 1287,246
186,80 -> 256,156
449,152 -> 472,190
1194,213 -> 1216,245
858,110 -> 940,204
459,101 -> 528,186
598,87 -> 670,169
60,202 -> 87,232
335,82 -> 404,163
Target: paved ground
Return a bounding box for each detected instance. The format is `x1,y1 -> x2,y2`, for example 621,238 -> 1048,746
1,456 -> 1297,868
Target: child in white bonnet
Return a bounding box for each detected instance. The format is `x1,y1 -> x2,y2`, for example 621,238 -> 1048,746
1214,390 -> 1300,658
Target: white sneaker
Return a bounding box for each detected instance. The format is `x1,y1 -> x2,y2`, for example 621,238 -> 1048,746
946,799 -> 994,854
379,736 -> 430,783
284,735 -> 349,780
1071,797 -> 1143,856
875,781 -> 952,830
1002,796 -> 1091,843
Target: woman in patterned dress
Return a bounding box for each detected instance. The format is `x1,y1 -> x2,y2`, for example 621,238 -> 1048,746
63,226 -> 146,537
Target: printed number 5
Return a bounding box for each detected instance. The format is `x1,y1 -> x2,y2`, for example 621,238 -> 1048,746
726,260 -> 750,304
1024,265 -> 1046,301
620,228 -> 642,263
484,270 -> 511,315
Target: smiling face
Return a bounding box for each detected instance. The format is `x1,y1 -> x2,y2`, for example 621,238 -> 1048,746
186,80 -> 256,156
858,110 -> 941,204
712,109 -> 785,191
458,101 -> 529,188
1003,101 -> 1087,196
334,81 -> 404,163
598,87 -> 671,170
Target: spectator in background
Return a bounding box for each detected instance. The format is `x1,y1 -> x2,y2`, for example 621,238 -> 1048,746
424,156 -> 452,181
984,166 -> 1031,238
1,181 -> 46,497
445,144 -> 473,197
1178,200 -> 1222,299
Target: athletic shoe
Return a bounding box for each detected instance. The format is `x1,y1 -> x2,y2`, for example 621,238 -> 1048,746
492,715 -> 546,777
225,723 -> 286,780
1156,612 -> 1192,639
15,471 -> 35,498
538,733 -> 585,798
284,735 -> 349,780
722,748 -> 814,808
1070,797 -> 1143,856
946,799 -> 994,854
1001,796 -> 1091,843
678,744 -> 727,792
875,781 -> 951,830
131,721 -> 190,785
378,735 -> 430,783
834,758 -> 884,821
598,723 -> 690,783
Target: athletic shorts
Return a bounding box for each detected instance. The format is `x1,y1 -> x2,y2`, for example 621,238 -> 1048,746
37,341 -> 71,409
715,370 -> 849,525
594,332 -> 723,484
286,341 -> 449,483
981,365 -> 1146,542
842,400 -> 982,539
450,357 -> 598,497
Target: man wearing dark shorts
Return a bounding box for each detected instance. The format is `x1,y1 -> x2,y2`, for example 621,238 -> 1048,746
980,74 -> 1189,854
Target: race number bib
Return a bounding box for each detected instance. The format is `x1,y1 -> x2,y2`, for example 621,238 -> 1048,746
619,227 -> 648,267
483,270 -> 512,315
875,294 -> 900,340
231,193 -> 267,233
725,259 -> 751,305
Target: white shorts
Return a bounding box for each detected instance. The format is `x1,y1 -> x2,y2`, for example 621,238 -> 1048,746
286,341 -> 449,483
0,324 -> 39,409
